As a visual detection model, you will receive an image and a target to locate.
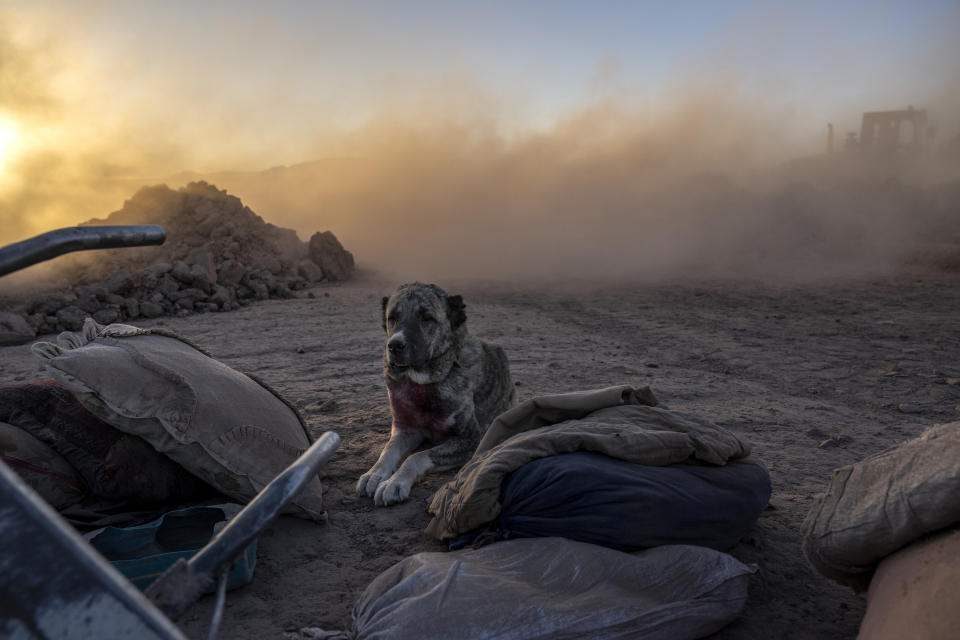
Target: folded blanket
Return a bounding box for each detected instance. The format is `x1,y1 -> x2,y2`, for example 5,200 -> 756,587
427,385 -> 752,540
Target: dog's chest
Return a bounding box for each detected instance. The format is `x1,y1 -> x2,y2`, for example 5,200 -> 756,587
388,380 -> 452,436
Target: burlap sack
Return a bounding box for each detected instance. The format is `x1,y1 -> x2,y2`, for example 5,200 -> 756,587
32,318 -> 325,521
802,421 -> 960,590
297,538 -> 755,640
0,420 -> 87,510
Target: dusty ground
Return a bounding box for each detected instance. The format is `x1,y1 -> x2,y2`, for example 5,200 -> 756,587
2,271 -> 959,639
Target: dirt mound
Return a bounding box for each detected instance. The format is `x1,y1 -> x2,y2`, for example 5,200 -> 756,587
0,182 -> 355,344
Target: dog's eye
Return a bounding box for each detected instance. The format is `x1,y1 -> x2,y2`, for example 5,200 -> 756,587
387,313 -> 398,324
419,310 -> 436,323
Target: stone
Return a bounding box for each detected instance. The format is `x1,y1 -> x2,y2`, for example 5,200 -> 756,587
189,264 -> 211,292
75,294 -> 101,314
818,434 -> 853,449
317,399 -> 338,413
25,294 -> 69,316
308,231 -> 355,281
124,298 -> 140,319
157,274 -> 181,299
253,255 -> 283,275
92,307 -> 121,325
191,251 -> 217,287
286,276 -> 308,291
171,287 -> 206,302
208,284 -> 233,308
217,260 -> 247,286
101,269 -> 134,295
139,301 -> 164,318
0,312 -> 36,346
250,281 -> 269,300
269,282 -> 295,299
143,262 -> 173,278
297,259 -> 324,283
171,260 -> 193,284
56,306 -> 87,331
898,403 -> 924,414
75,285 -> 109,300
40,315 -> 58,334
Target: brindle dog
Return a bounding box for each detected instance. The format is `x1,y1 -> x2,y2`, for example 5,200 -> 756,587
356,283 -> 516,506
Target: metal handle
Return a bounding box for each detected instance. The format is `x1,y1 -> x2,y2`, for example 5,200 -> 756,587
145,431 -> 341,620
0,225 -> 166,277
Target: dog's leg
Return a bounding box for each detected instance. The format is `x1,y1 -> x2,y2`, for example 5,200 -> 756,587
356,427 -> 424,498
373,434 -> 476,506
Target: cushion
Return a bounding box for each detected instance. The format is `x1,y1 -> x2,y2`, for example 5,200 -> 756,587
32,318 -> 325,521
0,420 -> 87,510
493,452 -> 771,551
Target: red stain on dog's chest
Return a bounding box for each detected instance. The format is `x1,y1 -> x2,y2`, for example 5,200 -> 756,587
388,380 -> 451,436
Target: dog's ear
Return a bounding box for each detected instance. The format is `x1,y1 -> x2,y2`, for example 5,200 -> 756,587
381,296 -> 390,332
447,295 -> 467,328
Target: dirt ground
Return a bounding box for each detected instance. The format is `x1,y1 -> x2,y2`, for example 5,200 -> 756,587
2,270 -> 959,639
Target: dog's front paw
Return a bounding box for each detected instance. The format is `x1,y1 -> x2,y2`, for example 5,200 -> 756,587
356,468 -> 390,497
373,475 -> 412,506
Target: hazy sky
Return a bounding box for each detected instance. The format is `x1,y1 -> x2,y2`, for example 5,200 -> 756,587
1,0 -> 958,247
4,1 -> 958,164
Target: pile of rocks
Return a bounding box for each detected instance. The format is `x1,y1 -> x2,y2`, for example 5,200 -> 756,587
0,181 -> 354,345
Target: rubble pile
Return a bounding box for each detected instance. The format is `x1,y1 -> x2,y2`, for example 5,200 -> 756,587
0,181 -> 354,345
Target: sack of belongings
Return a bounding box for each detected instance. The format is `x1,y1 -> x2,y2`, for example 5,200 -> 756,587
293,537 -> 755,640
427,385 -> 768,549
22,317 -> 325,521
802,421 -> 960,591
489,451 -> 770,552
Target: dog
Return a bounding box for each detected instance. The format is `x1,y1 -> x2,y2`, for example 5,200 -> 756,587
356,282 -> 516,506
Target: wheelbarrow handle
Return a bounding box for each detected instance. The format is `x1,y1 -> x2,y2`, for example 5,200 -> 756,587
0,225 -> 166,277
145,431 -> 341,619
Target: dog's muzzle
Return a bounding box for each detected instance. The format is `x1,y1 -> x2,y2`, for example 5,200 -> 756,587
387,334 -> 409,368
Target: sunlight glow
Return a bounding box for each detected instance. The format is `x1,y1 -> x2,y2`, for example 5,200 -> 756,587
0,116 -> 21,176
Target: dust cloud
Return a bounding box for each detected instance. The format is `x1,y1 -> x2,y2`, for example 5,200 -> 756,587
2,7 -> 959,286
202,104 -> 960,284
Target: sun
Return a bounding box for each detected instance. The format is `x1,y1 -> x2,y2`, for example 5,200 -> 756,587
0,116 -> 22,176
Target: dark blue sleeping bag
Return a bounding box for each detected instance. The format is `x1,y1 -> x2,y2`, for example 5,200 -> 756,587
496,452 -> 771,552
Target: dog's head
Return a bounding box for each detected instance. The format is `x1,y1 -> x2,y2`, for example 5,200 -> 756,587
381,282 -> 467,381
